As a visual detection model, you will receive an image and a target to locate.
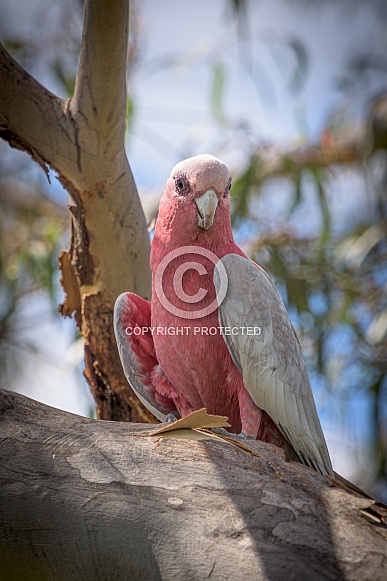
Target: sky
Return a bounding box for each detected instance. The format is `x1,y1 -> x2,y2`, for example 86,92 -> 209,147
1,0 -> 385,484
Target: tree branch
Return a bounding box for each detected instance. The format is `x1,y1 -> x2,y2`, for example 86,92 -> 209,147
0,1 -> 153,422
71,0 -> 129,153
1,389 -> 386,580
0,43 -> 71,174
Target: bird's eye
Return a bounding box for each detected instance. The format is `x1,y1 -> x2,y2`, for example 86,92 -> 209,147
223,178 -> 232,198
174,174 -> 190,195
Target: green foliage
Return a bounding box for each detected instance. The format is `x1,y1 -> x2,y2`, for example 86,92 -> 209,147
52,60 -> 76,97
230,158 -> 260,222
211,62 -> 227,125
0,169 -> 67,364
126,94 -> 135,134
286,36 -> 308,95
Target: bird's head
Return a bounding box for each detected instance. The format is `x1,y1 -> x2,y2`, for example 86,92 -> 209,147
155,154 -> 233,246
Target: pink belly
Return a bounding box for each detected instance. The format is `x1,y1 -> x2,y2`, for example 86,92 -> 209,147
152,305 -> 243,432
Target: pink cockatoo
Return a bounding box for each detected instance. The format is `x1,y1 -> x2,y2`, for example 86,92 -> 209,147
114,154 -> 333,476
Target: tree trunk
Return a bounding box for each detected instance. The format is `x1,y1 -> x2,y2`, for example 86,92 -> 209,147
0,389 -> 386,581
0,0 -> 154,422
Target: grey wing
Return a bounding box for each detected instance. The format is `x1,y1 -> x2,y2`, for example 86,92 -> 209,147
214,254 -> 333,476
114,292 -> 179,422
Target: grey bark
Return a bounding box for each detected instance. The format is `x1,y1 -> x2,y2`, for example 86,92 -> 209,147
0,389 -> 386,581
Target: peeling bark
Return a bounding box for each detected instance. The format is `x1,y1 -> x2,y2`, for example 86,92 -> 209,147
0,389 -> 386,581
58,250 -> 82,324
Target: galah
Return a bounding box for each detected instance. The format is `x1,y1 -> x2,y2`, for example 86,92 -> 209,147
114,154 -> 333,476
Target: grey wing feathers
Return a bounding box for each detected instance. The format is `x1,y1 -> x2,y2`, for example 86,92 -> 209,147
114,293 -> 175,422
214,254 -> 333,476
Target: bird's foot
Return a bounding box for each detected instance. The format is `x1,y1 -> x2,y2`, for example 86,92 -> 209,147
210,428 -> 255,441
239,432 -> 256,441
211,427 -> 233,437
165,413 -> 178,424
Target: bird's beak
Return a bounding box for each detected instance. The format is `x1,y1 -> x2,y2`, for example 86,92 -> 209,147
195,189 -> 219,230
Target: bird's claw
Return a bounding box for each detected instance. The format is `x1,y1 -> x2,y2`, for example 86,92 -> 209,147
165,413 -> 178,424
239,432 -> 256,441
210,428 -> 255,441
210,427 -> 232,437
